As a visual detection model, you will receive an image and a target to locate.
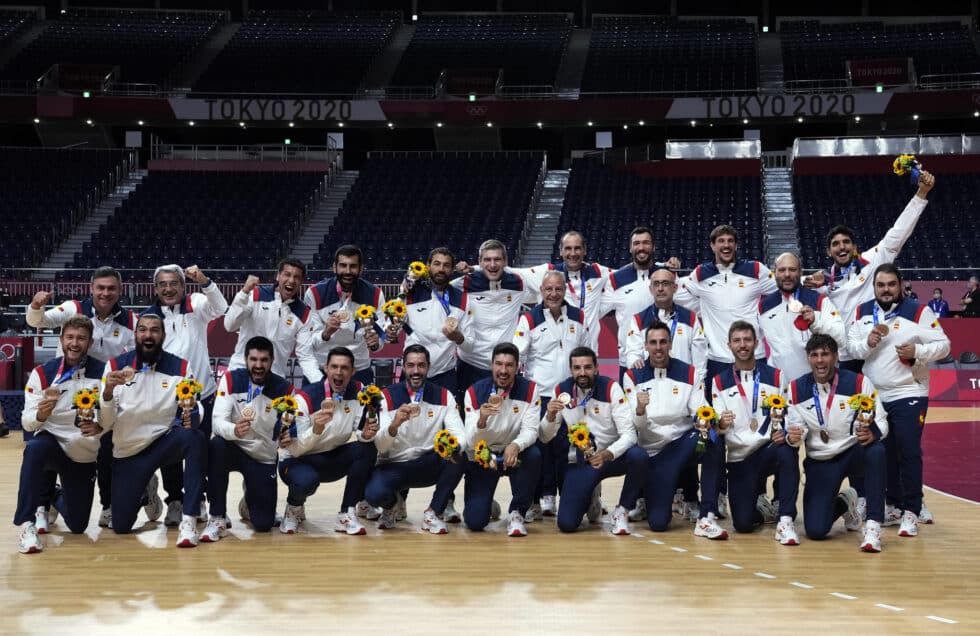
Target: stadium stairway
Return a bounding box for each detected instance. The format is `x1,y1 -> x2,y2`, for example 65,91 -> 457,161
518,169 -> 568,266
360,23 -> 415,96
762,159 -> 801,263
0,20 -> 45,70
36,169 -> 149,277
556,28 -> 591,98
758,31 -> 784,93
176,19 -> 240,89
287,170 -> 359,267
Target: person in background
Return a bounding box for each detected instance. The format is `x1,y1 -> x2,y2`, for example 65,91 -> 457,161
928,288 -> 949,318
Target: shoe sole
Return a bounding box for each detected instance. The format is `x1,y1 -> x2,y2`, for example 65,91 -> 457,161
611,529 -> 630,536
377,523 -> 396,530
199,534 -> 221,543
861,543 -> 881,552
779,538 -> 800,546
442,515 -> 461,523
19,546 -> 41,554
36,527 -> 47,535
695,531 -> 729,540
280,528 -> 297,535
507,530 -> 527,537
424,526 -> 448,535
898,530 -> 917,537
176,539 -> 197,548
346,528 -> 367,535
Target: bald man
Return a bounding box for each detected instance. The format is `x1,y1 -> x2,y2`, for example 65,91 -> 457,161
758,253 -> 844,380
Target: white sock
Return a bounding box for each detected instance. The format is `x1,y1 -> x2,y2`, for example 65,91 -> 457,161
779,515 -> 793,524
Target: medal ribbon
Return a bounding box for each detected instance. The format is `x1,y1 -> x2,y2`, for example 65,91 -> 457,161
732,366 -> 760,423
811,373 -> 839,436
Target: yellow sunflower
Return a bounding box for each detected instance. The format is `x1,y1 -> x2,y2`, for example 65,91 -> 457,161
357,392 -> 371,405
474,440 -> 488,453
573,429 -> 589,445
409,261 -> 428,277
366,384 -> 382,397
434,442 -> 447,457
447,435 -> 458,447
74,391 -> 96,409
436,428 -> 450,439
392,301 -> 407,317
356,305 -> 374,320
177,384 -> 194,399
767,395 -> 786,409
697,406 -> 717,421
859,397 -> 874,411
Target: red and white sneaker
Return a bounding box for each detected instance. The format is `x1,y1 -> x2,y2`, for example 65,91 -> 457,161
199,516 -> 229,543
610,505 -> 631,536
775,517 -> 799,546
176,518 -> 199,548
860,521 -> 882,553
335,507 -> 367,535
18,522 -> 42,554
898,510 -> 918,537
883,504 -> 902,527
422,508 -> 448,535
918,502 -> 934,524
506,511 -> 527,537
694,513 -> 728,540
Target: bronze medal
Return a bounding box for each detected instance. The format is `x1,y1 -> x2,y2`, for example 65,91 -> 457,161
749,418 -> 759,432
121,367 -> 135,382
321,399 -> 336,414
787,300 -> 804,313
43,386 -> 61,399
408,403 -> 421,417
335,310 -> 351,323
488,393 -> 503,406
444,317 -> 458,331
240,406 -> 255,420
873,324 -> 890,337
556,392 -> 572,407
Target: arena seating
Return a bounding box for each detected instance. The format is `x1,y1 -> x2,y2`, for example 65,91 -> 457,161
555,158 -> 764,268
0,148 -> 128,271
0,9 -> 33,45
0,9 -> 222,86
794,172 -> 980,280
311,154 -> 543,281
69,171 -> 324,281
194,11 -> 399,95
781,20 -> 980,83
582,16 -> 758,95
389,14 -> 571,92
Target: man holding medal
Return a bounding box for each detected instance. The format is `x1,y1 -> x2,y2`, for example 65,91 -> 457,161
710,321 -> 799,545
100,313 -> 207,547
203,336 -> 293,541
622,321 -> 727,539
16,316 -> 107,553
785,334 -> 889,552
758,252 -> 845,380
847,264 -> 950,539
365,345 -> 466,534
462,343 -> 542,537
224,257 -> 320,384
540,347 -> 645,535
803,169 -> 936,372
513,270 -> 590,519
305,245 -> 386,386
278,347 -> 379,536
144,263 -> 228,526
392,248 -> 473,394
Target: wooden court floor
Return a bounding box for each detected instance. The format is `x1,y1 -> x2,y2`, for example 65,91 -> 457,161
1,409 -> 977,635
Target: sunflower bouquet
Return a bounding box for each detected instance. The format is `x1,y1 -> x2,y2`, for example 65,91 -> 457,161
175,378 -> 204,412
848,393 -> 876,427
357,384 -> 384,419
270,394 -> 300,439
355,304 -> 376,329
892,153 -> 921,185
71,387 -> 99,423
406,261 -> 429,287
567,421 -> 597,459
382,299 -> 408,341
763,393 -> 787,424
473,439 -> 500,470
433,428 -> 460,459
694,406 -> 718,453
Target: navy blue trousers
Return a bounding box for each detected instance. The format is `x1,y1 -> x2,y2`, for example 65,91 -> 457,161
646,431 -> 724,532
207,437 -> 277,532
111,427 -> 207,533
14,432 -> 95,533
727,442 -> 800,533
161,393 -> 214,504
279,441 -> 377,512
803,441 -> 885,540
883,397 -> 928,516
557,446 -> 647,533
364,452 -> 464,515
463,445 -> 541,530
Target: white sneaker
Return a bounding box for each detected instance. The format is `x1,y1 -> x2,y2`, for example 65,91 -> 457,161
586,487 -> 602,524
34,506 -> 49,535
422,508 -> 448,535
143,474 -> 163,522
199,516 -> 228,543
839,487 -> 861,531
680,501 -> 700,524
335,507 -> 367,535
671,489 -> 684,514
861,521 -> 882,553
540,495 -> 557,517
441,499 -> 462,523
355,500 -> 381,520
164,500 -> 182,527
197,500 -> 208,523
628,497 -> 648,521
507,510 -> 527,537
883,504 -> 902,527
377,507 -> 398,530
18,522 -> 42,554
856,496 -> 867,525
176,517 -> 198,548
525,502 -> 542,523
775,517 -> 800,546
490,500 -> 501,521
98,508 -> 112,529
918,502 -> 934,524
898,510 -> 918,537
717,493 -> 730,520
610,505 -> 631,536
694,513 -> 729,540
280,504 -> 304,535
394,494 -> 407,522
238,496 -> 250,522
756,494 -> 777,524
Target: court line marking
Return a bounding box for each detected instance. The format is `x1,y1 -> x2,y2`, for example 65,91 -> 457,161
755,572 -> 777,579
831,592 -> 857,600
923,484 -> 980,506
926,616 -> 957,624
694,554 -> 713,561
648,539 -> 664,545
790,582 -> 813,589
875,604 -> 904,612
722,563 -> 743,570
670,546 -> 687,553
